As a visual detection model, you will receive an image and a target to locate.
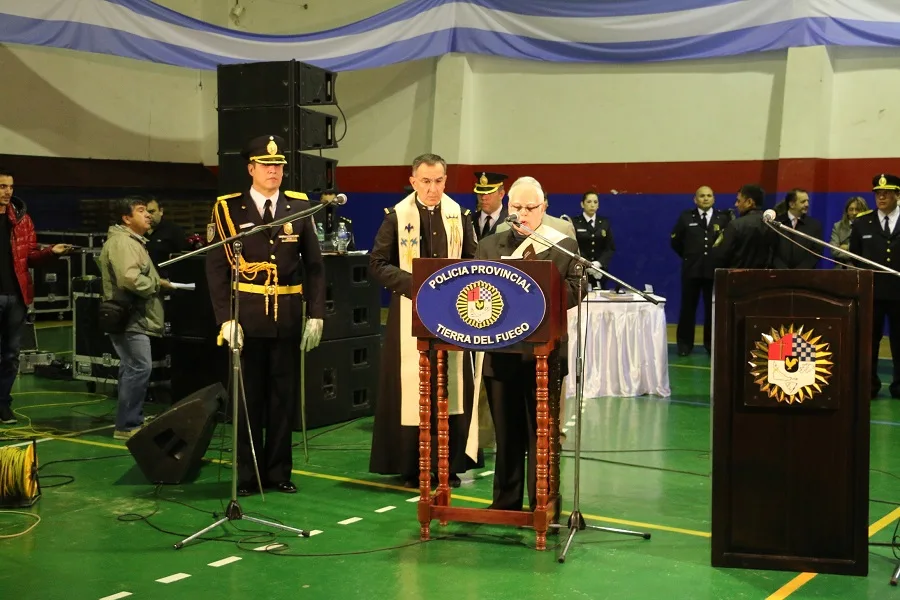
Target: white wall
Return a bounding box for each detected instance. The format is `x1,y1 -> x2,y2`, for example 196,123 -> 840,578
829,47 -> 900,159
467,54 -> 788,165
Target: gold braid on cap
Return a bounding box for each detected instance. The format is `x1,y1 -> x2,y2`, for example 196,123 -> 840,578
213,199 -> 281,321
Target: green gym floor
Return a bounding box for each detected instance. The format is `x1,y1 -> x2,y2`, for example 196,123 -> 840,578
2,323 -> 900,600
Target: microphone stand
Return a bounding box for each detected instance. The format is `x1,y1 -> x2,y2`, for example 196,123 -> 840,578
160,198 -> 333,550
507,216 -> 652,562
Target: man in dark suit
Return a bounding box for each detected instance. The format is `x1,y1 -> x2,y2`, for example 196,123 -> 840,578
714,184 -> 775,269
477,176 -> 584,512
571,191 -> 614,289
850,173 -> 900,398
473,172 -> 508,240
670,186 -> 732,355
771,188 -> 823,269
314,190 -> 356,251
205,134 -> 326,496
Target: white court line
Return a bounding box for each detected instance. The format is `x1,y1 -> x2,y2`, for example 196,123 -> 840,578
208,556 -> 241,567
338,517 -> 362,525
406,495 -> 420,503
253,543 -> 284,551
478,470 -> 494,477
99,593 -> 132,600
309,529 -> 323,536
375,506 -> 396,513
156,573 -> 191,584
5,438 -> 53,448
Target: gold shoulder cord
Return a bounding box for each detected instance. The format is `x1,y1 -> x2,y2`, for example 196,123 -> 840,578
212,199 -> 281,320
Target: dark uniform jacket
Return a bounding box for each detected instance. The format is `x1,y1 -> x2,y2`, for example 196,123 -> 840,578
146,218 -> 189,268
474,206 -> 508,241
849,210 -> 900,300
771,213 -> 823,269
571,214 -> 614,267
205,190 -> 325,338
475,230 -> 584,380
714,208 -> 775,269
670,208 -> 732,279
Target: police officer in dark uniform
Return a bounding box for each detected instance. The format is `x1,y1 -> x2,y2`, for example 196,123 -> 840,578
670,186 -> 732,355
571,191 -> 614,288
473,172 -> 508,240
314,190 -> 356,251
205,134 -> 326,496
849,173 -> 900,399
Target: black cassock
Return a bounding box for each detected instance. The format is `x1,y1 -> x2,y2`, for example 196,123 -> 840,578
368,199 -> 483,481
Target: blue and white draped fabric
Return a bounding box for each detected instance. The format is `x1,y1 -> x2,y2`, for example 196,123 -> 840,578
3,0 -> 900,71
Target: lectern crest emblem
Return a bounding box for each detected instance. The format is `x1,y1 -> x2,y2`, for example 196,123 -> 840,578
748,324 -> 833,404
457,281 -> 503,328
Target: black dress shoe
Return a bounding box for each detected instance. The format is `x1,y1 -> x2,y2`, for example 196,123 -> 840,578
449,474 -> 461,488
237,482 -> 258,497
889,382 -> 900,399
677,346 -> 690,357
274,481 -> 297,493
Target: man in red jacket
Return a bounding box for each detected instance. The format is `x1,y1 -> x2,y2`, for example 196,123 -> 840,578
0,169 -> 71,424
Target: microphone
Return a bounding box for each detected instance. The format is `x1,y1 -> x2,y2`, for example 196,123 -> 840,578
505,213 -> 520,224
763,209 -> 777,223
329,193 -> 347,206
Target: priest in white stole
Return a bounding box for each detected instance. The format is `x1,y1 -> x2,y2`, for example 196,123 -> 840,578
476,176 -> 586,512
368,154 -> 483,488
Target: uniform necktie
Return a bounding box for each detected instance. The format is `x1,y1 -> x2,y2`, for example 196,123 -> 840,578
263,199 -> 274,224
481,215 -> 492,238
700,212 -> 707,229
885,216 -> 891,235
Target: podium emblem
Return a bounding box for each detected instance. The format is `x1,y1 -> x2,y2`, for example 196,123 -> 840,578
457,281 -> 503,328
749,325 -> 833,404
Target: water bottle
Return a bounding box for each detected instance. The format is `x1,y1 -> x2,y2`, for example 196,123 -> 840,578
316,222 -> 325,248
333,222 -> 351,254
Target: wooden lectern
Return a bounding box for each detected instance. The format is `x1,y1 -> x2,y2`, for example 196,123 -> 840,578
411,258 -> 567,550
711,269 -> 873,575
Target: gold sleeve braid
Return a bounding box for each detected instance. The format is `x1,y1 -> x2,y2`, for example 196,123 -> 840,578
212,199 -> 281,321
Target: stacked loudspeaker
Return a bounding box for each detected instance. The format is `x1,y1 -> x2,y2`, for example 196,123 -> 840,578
217,60 -> 339,195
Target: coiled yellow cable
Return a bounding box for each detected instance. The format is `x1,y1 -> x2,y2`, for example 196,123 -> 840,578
0,444 -> 38,504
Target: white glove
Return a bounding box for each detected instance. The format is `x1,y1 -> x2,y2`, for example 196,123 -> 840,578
301,318 -> 324,352
218,320 -> 244,349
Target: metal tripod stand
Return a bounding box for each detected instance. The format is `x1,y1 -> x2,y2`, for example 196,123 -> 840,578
159,202 -> 333,549
548,264 -> 650,562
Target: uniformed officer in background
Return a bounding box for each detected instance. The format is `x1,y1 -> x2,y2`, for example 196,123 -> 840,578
850,173 -> 900,399
473,172 -> 508,240
205,134 -> 326,496
571,191 -> 615,289
314,189 -> 356,250
670,186 -> 732,356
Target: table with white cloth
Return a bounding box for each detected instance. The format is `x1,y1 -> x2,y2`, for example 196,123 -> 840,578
564,292 -> 671,398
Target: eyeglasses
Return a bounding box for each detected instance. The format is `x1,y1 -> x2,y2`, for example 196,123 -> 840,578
509,204 -> 542,213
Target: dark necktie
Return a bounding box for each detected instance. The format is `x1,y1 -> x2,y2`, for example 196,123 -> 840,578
885,216 -> 891,236
263,199 -> 274,224
700,212 -> 707,229
481,215 -> 492,238
522,243 -> 537,260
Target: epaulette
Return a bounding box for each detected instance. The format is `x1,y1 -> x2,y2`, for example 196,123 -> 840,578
384,207 -> 396,215
341,216 -> 352,223
464,209 -> 471,216
217,192 -> 241,202
284,190 -> 309,201
857,209 -> 874,217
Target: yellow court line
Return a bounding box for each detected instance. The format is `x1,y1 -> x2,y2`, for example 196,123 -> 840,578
669,364 -> 711,371
766,506 -> 900,599
48,435 -> 711,539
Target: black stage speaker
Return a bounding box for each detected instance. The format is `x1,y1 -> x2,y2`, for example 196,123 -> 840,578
216,59 -> 339,196
126,383 -> 226,484
295,334 -> 380,430
322,255 -> 381,341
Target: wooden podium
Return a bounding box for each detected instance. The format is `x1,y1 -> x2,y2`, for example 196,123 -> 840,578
711,269 -> 873,575
411,258 -> 567,550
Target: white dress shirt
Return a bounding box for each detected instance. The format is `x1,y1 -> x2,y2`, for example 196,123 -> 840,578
878,205 -> 900,234
249,187 -> 279,220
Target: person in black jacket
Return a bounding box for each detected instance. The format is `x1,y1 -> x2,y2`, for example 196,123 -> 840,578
771,188 -> 823,269
205,134 -> 326,496
571,191 -> 614,289
670,186 -> 732,355
714,184 -> 775,269
145,198 -> 189,273
849,173 -> 900,399
473,171 -> 508,240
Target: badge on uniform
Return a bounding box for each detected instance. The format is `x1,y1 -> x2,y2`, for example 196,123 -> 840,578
284,222 -> 293,235
714,224 -> 720,232
207,223 -> 215,243
601,230 -> 607,237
